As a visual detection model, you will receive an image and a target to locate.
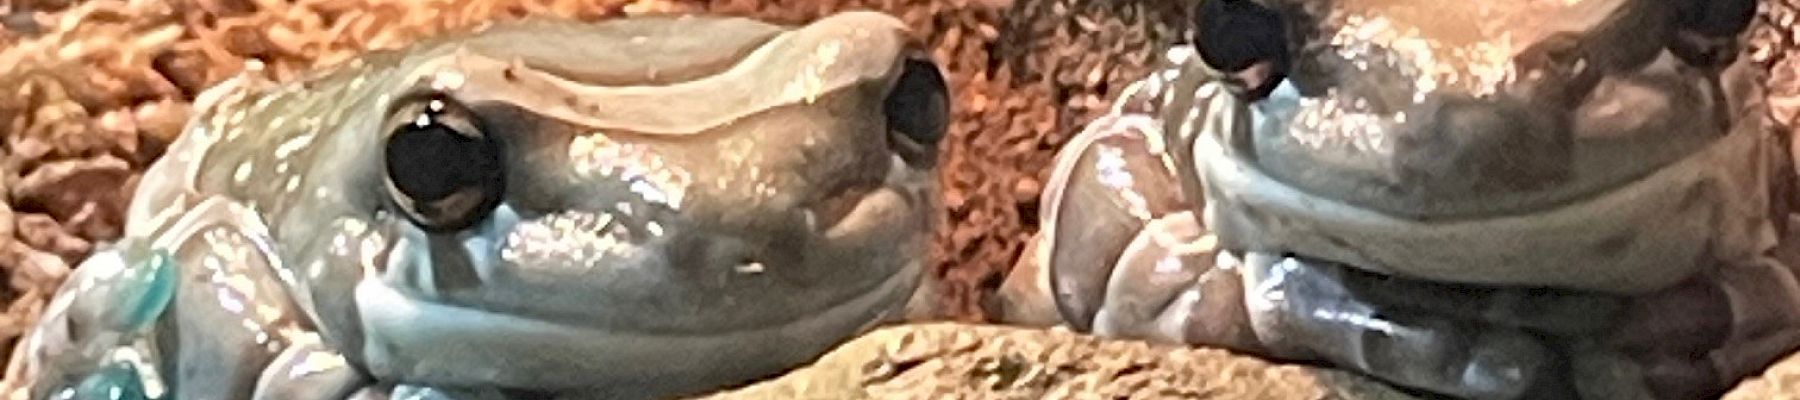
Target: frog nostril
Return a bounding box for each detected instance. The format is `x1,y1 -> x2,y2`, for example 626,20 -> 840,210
1191,0 -> 1289,99
883,56 -> 949,167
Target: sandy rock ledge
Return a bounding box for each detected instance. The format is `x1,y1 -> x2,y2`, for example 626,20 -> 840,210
696,323 -> 1421,400
1728,351 -> 1800,400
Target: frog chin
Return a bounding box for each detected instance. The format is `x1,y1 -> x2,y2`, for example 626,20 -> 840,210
1202,103 -> 1769,293
353,254 -> 916,395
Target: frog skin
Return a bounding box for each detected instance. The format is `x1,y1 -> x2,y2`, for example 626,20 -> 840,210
1001,0 -> 1800,399
15,11 -> 949,400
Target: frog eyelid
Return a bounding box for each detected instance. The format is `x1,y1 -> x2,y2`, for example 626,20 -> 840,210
395,12 -> 910,137
379,90 -> 485,139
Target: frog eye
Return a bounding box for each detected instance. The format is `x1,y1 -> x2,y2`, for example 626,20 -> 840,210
1670,0 -> 1756,67
884,56 -> 949,167
1192,0 -> 1289,99
382,95 -> 506,232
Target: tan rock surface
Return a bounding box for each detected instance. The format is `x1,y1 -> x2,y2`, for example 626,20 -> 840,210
697,323 -> 1421,400
1730,351 -> 1800,400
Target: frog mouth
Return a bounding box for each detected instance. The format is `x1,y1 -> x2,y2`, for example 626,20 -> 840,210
358,155 -> 932,392
352,256 -> 916,394
1198,104 -> 1773,295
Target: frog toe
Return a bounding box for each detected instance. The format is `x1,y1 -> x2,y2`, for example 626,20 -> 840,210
991,232 -> 1065,327
1040,114 -> 1191,331
252,334 -> 368,400
1240,254 -> 1551,399
1090,212 -> 1260,352
61,362 -> 152,400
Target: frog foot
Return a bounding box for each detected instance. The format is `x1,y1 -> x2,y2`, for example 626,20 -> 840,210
1238,253 -> 1553,400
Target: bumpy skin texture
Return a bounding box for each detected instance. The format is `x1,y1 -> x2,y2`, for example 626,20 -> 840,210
14,11 -> 946,400
1004,0 -> 1800,399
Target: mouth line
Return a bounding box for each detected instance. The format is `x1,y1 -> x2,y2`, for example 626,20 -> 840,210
808,154 -> 927,233
353,258 -> 920,389
378,182 -> 926,333
1200,115 -> 1764,293
809,179 -> 886,231
373,152 -> 933,335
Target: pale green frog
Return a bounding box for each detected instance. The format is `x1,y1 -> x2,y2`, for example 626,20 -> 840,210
17,11 -> 948,400
1003,0 -> 1798,399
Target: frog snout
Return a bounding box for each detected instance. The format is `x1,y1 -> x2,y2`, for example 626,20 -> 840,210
1388,96 -> 1574,196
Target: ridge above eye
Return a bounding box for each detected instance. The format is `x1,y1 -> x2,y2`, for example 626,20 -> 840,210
382,93 -> 507,232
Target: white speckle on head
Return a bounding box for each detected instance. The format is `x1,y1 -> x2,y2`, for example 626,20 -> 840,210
754,182 -> 772,199
780,40 -> 845,105
284,176 -> 300,192
275,132 -> 317,159
734,262 -> 765,274
187,126 -> 212,144
233,162 -> 254,183
431,70 -> 467,91
631,180 -> 675,207
1166,46 -> 1193,64
228,108 -> 247,128
250,93 -> 279,113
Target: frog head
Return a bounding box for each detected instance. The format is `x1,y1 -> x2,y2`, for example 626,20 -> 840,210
1182,0 -> 1766,292
270,12 -> 946,396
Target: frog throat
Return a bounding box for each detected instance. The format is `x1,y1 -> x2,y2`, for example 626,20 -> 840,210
351,256 -> 916,391
1199,105 -> 1776,294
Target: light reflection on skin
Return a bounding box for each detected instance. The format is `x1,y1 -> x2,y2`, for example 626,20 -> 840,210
1280,0 -> 1609,155
568,132 -> 693,210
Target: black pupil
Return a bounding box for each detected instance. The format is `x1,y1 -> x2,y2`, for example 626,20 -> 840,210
385,113 -> 500,207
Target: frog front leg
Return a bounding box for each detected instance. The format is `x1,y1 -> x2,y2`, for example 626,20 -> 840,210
253,333 -> 369,400
23,197 -> 372,399
999,83 -> 1588,399
156,197 -> 378,399
19,239 -> 176,400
